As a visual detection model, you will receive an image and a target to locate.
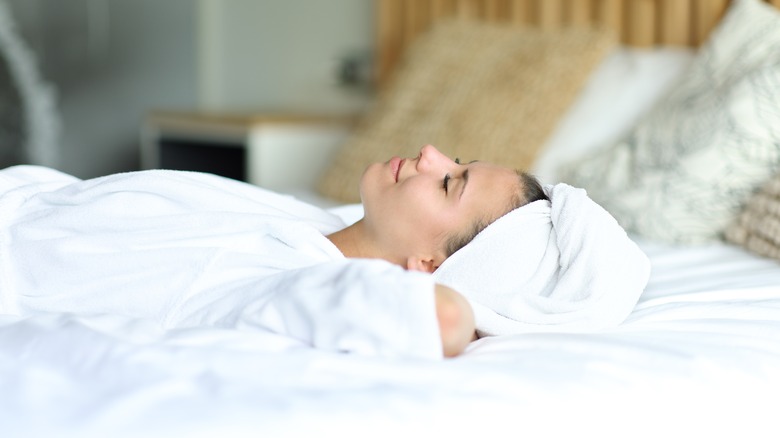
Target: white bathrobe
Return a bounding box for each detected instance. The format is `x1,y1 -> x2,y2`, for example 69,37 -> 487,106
0,166 -> 442,359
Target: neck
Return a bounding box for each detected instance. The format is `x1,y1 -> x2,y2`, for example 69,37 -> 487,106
327,219 -> 403,267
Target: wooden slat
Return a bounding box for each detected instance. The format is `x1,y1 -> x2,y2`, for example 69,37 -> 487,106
509,0 -> 533,24
594,0 -> 624,39
485,0 -> 506,21
456,0 -> 483,19
626,0 -> 656,47
375,0 -> 404,87
431,0 -> 456,20
566,0 -> 593,26
402,0 -> 415,43
536,0 -> 563,29
693,0 -> 728,45
403,0 -> 426,44
373,0 -> 780,87
659,0 -> 692,45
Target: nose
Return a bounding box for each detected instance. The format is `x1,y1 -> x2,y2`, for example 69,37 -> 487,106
416,144 -> 450,172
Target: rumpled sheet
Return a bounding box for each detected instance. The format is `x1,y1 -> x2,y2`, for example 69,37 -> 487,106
0,166 -> 442,359
2,236 -> 779,437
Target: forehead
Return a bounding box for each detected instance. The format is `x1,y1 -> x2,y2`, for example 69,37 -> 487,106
463,162 -> 519,215
469,162 -> 518,189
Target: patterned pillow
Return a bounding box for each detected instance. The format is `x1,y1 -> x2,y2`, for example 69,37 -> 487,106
725,174 -> 780,260
560,0 -> 780,244
318,20 -> 615,203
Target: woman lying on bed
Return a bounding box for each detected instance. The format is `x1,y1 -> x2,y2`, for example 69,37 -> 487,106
328,144 -> 548,354
0,145 -> 545,359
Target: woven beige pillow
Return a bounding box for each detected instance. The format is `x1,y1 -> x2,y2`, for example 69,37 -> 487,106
725,175 -> 780,261
318,20 -> 616,203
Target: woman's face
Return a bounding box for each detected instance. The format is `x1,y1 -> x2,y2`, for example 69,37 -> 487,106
360,144 -> 521,271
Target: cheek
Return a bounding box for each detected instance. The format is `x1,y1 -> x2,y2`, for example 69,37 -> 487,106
400,181 -> 436,216
400,184 -> 457,235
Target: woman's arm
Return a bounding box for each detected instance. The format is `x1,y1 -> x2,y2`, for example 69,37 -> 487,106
434,284 -> 476,357
203,259 -> 446,359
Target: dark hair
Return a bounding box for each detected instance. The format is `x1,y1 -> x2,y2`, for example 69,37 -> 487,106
444,170 -> 548,257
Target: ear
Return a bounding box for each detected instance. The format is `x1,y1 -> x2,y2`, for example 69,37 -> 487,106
406,256 -> 438,273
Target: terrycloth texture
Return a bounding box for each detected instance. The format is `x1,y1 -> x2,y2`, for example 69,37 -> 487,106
319,20 -> 616,202
434,183 -> 650,336
0,165 -> 443,359
725,175 -> 780,260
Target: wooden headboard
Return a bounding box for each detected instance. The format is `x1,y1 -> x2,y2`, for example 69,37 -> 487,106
375,0 -> 780,86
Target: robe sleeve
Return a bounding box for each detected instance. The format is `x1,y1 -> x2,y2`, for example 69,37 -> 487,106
174,259 -> 444,360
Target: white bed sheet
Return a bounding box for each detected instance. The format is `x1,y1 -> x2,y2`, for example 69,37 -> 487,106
2,237 -> 779,438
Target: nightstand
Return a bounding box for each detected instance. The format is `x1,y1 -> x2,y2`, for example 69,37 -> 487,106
140,111 -> 354,192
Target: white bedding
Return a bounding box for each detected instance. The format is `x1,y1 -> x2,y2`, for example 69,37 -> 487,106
0,167 -> 441,359
2,238 -> 779,437
3,47 -> 780,437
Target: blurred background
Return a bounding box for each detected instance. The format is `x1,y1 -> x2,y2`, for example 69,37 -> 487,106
3,0 -> 373,178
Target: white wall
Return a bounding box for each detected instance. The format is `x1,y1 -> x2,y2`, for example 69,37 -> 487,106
199,0 -> 373,114
6,0 -> 373,178
8,0 -> 199,178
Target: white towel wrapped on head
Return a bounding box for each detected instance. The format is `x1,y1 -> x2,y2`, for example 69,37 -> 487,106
433,183 -> 651,336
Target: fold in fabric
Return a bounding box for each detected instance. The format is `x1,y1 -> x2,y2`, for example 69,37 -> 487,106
434,183 -> 651,336
0,165 -> 443,359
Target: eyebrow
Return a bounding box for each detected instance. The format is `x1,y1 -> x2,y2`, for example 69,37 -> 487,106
458,160 -> 477,199
459,168 -> 469,199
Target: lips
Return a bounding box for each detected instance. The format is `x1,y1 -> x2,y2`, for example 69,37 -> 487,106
390,157 -> 405,182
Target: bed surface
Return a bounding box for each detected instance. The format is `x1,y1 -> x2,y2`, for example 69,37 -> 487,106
2,237 -> 778,437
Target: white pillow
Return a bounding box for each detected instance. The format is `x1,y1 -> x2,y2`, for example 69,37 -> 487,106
559,0 -> 780,244
532,47 -> 695,183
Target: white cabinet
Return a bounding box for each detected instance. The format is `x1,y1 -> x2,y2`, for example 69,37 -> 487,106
141,111 -> 353,193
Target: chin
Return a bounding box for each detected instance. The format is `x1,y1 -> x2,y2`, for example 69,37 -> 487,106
360,166 -> 392,219
358,164 -> 376,204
